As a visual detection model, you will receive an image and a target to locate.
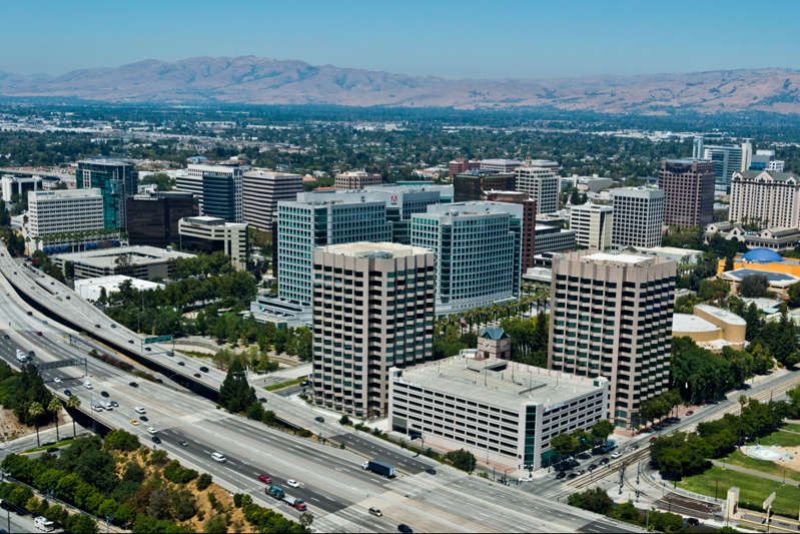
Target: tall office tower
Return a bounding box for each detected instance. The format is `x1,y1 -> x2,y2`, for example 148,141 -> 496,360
411,202 -> 521,314
334,170 -> 382,190
569,203 -> 613,250
76,159 -> 138,229
28,189 -> 104,239
700,142 -> 746,193
453,171 -> 516,202
729,170 -> 800,229
175,163 -> 244,219
178,216 -> 249,270
363,185 -> 447,243
479,159 -> 523,173
548,251 -> 676,427
484,190 -> 538,270
514,160 -> 560,214
242,170 -> 302,231
692,136 -> 704,160
741,141 -> 753,173
277,195 -> 392,306
126,191 -> 196,248
312,242 -> 435,417
610,187 -> 665,248
657,159 -> 715,228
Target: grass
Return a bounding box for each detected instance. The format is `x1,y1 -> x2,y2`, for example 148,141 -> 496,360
720,450 -> 800,483
264,376 -> 306,392
679,466 -> 800,518
757,430 -> 800,447
23,437 -> 76,454
783,423 -> 800,434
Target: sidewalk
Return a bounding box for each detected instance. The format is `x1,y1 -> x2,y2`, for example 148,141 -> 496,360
711,459 -> 800,488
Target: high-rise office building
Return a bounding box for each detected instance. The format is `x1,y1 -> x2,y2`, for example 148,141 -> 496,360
76,159 -> 138,229
126,191 -> 196,248
548,251 -> 676,427
453,171 -> 515,202
515,160 -> 560,214
178,216 -> 249,270
28,189 -> 104,238
334,170 -> 382,190
242,170 -> 302,232
657,159 -> 715,228
569,202 -> 613,250
277,194 -> 392,306
610,187 -> 665,249
484,190 -> 538,270
728,170 -> 800,229
312,242 -> 435,417
411,202 -> 521,314
175,163 -> 244,221
693,139 -> 751,193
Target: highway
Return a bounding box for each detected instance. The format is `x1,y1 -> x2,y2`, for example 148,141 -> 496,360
0,251 -> 641,533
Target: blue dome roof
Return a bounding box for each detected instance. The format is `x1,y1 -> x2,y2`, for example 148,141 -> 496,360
742,248 -> 783,263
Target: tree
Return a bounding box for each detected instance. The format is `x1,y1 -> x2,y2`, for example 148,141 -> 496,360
738,274 -> 768,298
445,449 -> 476,472
567,488 -> 614,515
66,396 -> 81,437
550,433 -> 578,456
219,358 -> 256,413
724,256 -> 734,272
103,429 -> 140,452
28,402 -> 44,447
47,398 -> 61,442
590,420 -> 614,445
299,512 -> 315,529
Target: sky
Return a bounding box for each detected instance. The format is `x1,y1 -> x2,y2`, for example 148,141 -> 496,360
3,0 -> 800,79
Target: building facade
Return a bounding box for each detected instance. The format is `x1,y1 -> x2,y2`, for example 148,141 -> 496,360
312,242 -> 435,417
484,190 -> 538,270
27,189 -> 104,239
126,191 -> 196,248
454,171 -> 515,202
175,163 -> 244,220
569,202 -> 613,250
479,159 -> 522,173
76,159 -> 138,229
728,170 -> 800,229
1,175 -> 41,202
657,159 -> 715,228
334,170 -> 382,190
178,216 -> 249,270
548,251 -> 676,427
411,203 -> 521,314
242,170 -> 302,231
389,355 -> 609,470
515,161 -> 560,214
51,245 -> 193,281
610,187 -> 665,249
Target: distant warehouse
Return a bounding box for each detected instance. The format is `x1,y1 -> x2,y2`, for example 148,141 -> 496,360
389,355 -> 609,471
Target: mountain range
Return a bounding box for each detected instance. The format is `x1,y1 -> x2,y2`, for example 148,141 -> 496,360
2,56 -> 800,114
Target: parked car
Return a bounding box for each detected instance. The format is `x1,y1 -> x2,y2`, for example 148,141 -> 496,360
398,525 -> 413,534
315,416 -> 325,423
555,471 -> 566,479
193,373 -> 201,378
63,389 -> 72,397
610,451 -> 622,459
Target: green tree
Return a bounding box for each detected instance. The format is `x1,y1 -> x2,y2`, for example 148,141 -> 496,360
550,433 -> 578,456
567,488 -> 614,515
47,397 -> 62,442
444,449 -> 476,472
590,420 -> 614,445
738,274 -> 769,298
103,429 -> 140,452
219,358 -> 256,413
28,401 -> 44,447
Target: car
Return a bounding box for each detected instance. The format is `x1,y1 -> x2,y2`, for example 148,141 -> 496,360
259,397 -> 267,403
100,390 -> 109,398
686,518 -> 700,527
110,324 -> 116,328
151,436 -> 161,444
94,324 -> 100,328
315,416 -> 325,423
193,373 -> 201,378
91,404 -> 103,412
588,463 -> 598,471
36,331 -> 42,336
83,381 -> 93,390
147,427 -> 157,434
286,479 -> 300,488
576,469 -> 586,476
368,507 -> 383,517
134,406 -> 146,414
27,311 -> 32,316
177,361 -> 185,366
110,400 -> 119,408
576,452 -> 591,460
211,452 -> 226,463
425,468 -> 437,475
555,471 -> 566,479
257,474 -> 272,484
53,377 -> 61,384
65,295 -> 70,300
129,381 -> 138,388
685,410 -> 694,416
599,458 -> 610,465
140,415 -> 149,422
610,451 -> 622,459
199,366 -> 209,373
144,347 -> 151,352
63,389 -> 72,397
130,419 -> 140,426
398,524 -> 413,534
128,339 -> 134,344
649,436 -> 658,443
179,440 -> 189,447
566,472 -> 578,480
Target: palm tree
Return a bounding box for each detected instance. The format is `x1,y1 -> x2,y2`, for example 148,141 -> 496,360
47,398 -> 61,442
28,402 -> 44,447
66,396 -> 81,438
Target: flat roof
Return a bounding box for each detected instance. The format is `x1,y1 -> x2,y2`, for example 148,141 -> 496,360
723,268 -> 799,285
74,275 -> 162,291
672,313 -> 719,333
317,241 -> 431,259
695,304 -> 746,326
583,252 -> 652,265
53,245 -> 193,268
396,356 -> 606,411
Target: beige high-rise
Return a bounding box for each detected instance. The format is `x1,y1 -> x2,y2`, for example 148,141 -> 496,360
548,251 -> 676,427
312,242 -> 435,418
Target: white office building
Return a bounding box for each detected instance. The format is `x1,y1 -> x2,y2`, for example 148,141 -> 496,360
515,161 -> 560,214
178,216 -> 249,270
569,202 -> 613,250
389,355 -> 609,471
610,187 -> 665,249
480,159 -> 523,173
27,189 -> 105,238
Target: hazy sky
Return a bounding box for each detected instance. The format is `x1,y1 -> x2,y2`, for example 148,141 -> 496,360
3,0 -> 799,79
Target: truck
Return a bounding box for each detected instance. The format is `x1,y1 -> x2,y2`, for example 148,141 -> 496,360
283,495 -> 307,511
268,485 -> 285,499
362,459 -> 396,478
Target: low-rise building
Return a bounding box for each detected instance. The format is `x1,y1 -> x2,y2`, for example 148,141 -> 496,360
51,245 -> 193,281
334,170 -> 382,189
74,275 -> 163,302
389,355 -> 609,471
705,222 -> 800,252
178,216 -> 249,270
672,304 -> 746,351
477,327 -> 511,360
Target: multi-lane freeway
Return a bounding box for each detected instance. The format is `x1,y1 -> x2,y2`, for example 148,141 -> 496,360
0,249 -> 641,533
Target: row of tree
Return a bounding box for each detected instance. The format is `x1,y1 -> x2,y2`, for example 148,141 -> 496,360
548,420 -> 615,457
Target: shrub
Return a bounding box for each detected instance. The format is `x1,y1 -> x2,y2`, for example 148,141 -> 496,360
196,473 -> 212,491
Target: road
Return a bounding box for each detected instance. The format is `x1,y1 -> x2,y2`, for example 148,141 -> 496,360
0,252 -> 640,533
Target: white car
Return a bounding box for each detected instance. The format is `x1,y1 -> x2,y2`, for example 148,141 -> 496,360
286,479 -> 300,488
610,451 -> 622,459
211,452 -> 227,463
83,381 -> 93,390
53,377 -> 61,384
147,426 -> 157,434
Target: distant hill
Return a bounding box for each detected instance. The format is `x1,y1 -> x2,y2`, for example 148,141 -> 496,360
2,56 -> 800,114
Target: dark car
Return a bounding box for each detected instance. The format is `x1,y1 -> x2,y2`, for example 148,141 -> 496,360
555,471 -> 566,479
315,416 -> 325,423
177,361 -> 185,366
27,311 -> 33,316
398,525 -> 413,534
110,324 -> 116,328
2,334 -> 8,340
63,389 -> 72,397
600,458 -> 610,465
94,323 -> 100,328
259,397 -> 267,403
199,366 -> 209,373
151,436 -> 161,444
686,518 -> 700,527
588,463 -> 598,471
144,347 -> 151,352
193,373 -> 201,378
140,416 -> 149,422
128,339 -> 134,344
128,381 -> 138,388
425,468 -> 437,475
100,390 -> 109,398
566,472 -> 578,480
576,452 -> 591,460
